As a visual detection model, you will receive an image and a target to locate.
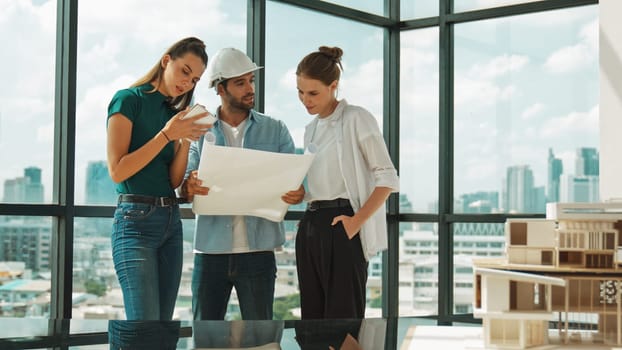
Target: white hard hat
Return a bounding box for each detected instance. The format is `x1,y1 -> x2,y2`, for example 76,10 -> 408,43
206,47 -> 263,88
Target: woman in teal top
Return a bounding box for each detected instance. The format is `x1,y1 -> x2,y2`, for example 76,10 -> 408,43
106,37 -> 210,320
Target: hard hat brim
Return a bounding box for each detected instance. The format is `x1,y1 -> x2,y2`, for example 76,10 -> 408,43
209,66 -> 264,88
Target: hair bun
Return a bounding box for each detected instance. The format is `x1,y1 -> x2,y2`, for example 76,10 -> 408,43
318,46 -> 343,62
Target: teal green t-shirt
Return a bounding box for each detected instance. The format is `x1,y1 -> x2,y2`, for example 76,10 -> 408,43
107,84 -> 176,197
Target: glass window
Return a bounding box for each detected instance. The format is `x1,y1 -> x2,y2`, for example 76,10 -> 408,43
74,0 -> 246,318
72,217 -> 119,319
319,0 -> 384,16
399,222 -> 438,316
0,1 -> 56,204
265,1 -> 384,149
0,216 -> 52,318
72,217 -> 197,319
75,0 -> 246,205
401,0 -> 438,20
275,219 -> 301,320
453,222 -> 505,315
400,28 -> 439,213
265,2 -> 384,316
454,6 -> 599,214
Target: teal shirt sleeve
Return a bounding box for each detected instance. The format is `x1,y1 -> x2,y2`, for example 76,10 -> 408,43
108,89 -> 140,122
106,86 -> 176,197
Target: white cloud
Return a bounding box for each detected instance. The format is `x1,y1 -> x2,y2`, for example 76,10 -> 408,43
402,28 -> 438,51
401,46 -> 437,71
289,127 -> 305,149
279,67 -> 297,90
468,54 -> 529,80
77,0 -> 242,46
1,1 -> 56,112
0,1 -> 56,32
78,39 -> 123,81
539,105 -> 599,138
544,19 -> 597,74
400,31 -> 439,120
544,43 -> 593,74
521,102 -> 545,120
454,54 -> 525,108
340,58 -> 384,124
37,122 -> 54,144
74,76 -> 135,164
399,138 -> 438,206
455,76 -> 517,107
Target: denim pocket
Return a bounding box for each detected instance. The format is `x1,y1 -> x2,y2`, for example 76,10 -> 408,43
120,203 -> 155,221
112,203 -> 156,239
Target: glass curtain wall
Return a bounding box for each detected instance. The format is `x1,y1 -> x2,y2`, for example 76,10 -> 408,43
0,0 -> 57,319
72,0 -> 247,319
264,1 -> 385,317
0,0 -> 600,327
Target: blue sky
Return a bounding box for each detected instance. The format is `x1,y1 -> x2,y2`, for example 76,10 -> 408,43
0,0 -> 599,212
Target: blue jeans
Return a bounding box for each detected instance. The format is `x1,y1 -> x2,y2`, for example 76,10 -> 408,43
111,202 -> 183,320
192,251 -> 276,320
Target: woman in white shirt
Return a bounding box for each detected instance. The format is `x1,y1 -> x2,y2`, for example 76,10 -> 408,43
295,46 -> 400,319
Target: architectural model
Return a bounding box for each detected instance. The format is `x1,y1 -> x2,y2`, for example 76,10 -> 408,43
473,202 -> 622,349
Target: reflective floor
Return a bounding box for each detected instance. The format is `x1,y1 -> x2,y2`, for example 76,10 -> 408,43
0,317 -> 442,349
2,317 -> 616,349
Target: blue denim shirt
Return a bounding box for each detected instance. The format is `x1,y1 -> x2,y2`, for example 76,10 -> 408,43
186,108 -> 295,253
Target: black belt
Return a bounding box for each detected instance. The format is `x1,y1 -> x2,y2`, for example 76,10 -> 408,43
307,198 -> 351,211
118,194 -> 180,207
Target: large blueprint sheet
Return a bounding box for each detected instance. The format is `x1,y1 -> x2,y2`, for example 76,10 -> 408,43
192,143 -> 314,222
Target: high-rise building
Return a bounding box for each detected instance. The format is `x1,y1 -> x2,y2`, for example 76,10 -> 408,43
24,167 -> 43,203
533,186 -> 546,212
85,161 -> 117,205
0,218 -> 51,272
547,148 -> 563,203
575,147 -> 599,176
560,174 -> 599,203
458,191 -> 499,213
558,147 -> 600,203
24,167 -> 41,184
2,167 -> 44,203
503,165 -> 535,213
3,178 -> 27,202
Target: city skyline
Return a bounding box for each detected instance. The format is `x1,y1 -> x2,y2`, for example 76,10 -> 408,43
0,143 -> 602,320
2,145 -> 600,214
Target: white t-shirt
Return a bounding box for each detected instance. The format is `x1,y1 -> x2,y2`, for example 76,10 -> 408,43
221,119 -> 250,253
307,114 -> 348,201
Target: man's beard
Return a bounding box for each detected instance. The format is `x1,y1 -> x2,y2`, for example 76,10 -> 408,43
226,91 -> 254,112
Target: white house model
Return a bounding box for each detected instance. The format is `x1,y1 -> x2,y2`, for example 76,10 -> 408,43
473,202 -> 622,348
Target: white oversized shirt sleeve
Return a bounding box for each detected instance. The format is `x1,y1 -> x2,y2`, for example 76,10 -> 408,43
355,108 -> 400,192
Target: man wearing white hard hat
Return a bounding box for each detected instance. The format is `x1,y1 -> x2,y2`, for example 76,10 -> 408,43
181,48 -> 305,320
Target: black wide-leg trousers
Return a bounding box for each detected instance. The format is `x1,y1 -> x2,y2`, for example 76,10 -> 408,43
295,204 -> 368,319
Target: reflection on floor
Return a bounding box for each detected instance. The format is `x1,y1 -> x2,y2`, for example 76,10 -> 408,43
401,325 -> 622,350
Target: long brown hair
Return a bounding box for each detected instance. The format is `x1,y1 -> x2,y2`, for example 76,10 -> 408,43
132,37 -> 208,112
296,46 -> 343,85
